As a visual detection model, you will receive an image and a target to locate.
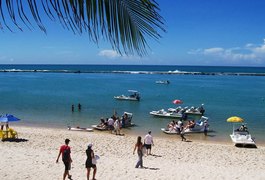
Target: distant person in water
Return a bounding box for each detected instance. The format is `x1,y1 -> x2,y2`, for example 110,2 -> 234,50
71,104 -> 74,112
78,103 -> 82,111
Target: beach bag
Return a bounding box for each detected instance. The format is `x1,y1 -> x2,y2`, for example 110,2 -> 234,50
92,155 -> 100,165
62,147 -> 70,162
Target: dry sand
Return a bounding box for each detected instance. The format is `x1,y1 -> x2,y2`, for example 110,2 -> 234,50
0,126 -> 265,180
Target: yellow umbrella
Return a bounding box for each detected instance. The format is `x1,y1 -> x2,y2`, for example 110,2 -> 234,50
227,116 -> 244,123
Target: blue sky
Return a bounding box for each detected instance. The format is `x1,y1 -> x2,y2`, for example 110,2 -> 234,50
1,0 -> 265,66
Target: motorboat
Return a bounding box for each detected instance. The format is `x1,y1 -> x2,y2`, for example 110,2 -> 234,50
114,90 -> 140,101
150,108 -> 182,118
67,126 -> 93,132
150,106 -> 187,118
183,116 -> 210,134
184,104 -> 205,115
161,128 -> 180,134
226,117 -> 256,147
155,80 -> 170,84
229,124 -> 256,147
92,112 -> 135,131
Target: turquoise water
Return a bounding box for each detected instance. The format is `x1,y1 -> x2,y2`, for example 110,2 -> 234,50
0,65 -> 265,143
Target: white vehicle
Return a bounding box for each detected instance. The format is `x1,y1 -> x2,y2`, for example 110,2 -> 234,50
183,116 -> 210,133
67,126 -> 93,132
229,124 -> 256,147
114,90 -> 140,101
155,80 -> 170,84
161,128 -> 179,134
184,104 -> 205,115
150,108 -> 182,118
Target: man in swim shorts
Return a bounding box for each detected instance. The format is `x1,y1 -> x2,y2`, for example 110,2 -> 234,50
144,131 -> 154,155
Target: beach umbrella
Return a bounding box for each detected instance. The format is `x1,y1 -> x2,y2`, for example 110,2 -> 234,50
172,99 -> 183,104
227,116 -> 244,123
0,114 -> 20,123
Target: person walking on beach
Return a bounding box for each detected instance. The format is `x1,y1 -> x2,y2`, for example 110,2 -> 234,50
56,138 -> 72,180
144,131 -> 154,155
133,136 -> 144,168
86,143 -> 97,180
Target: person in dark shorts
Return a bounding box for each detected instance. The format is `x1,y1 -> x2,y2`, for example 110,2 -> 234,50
144,131 -> 154,155
56,138 -> 72,180
86,143 -> 97,180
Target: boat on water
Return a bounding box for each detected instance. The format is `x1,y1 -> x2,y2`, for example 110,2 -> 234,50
114,90 -> 140,101
150,108 -> 183,118
230,124 -> 256,147
161,116 -> 210,134
226,116 -> 256,147
92,112 -> 135,131
67,126 -> 93,132
184,104 -> 205,115
150,104 -> 205,118
155,80 -> 170,84
150,106 -> 188,118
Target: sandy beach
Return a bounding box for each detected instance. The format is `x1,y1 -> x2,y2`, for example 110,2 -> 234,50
0,126 -> 265,180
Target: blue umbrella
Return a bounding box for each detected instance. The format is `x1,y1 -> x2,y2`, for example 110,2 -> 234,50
0,114 -> 20,123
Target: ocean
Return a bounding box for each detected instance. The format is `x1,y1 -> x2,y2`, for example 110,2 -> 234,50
0,65 -> 265,143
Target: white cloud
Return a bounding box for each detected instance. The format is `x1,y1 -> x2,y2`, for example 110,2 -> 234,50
203,48 -> 224,55
98,50 -> 121,59
188,39 -> 265,64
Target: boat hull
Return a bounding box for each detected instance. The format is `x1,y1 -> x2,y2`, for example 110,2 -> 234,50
150,111 -> 182,118
230,134 -> 256,147
114,96 -> 140,101
68,126 -> 93,132
161,128 -> 179,134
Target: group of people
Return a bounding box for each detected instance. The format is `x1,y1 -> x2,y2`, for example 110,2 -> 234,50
166,118 -> 209,140
56,131 -> 154,180
71,103 -> 82,112
133,131 -> 154,168
56,139 -> 97,180
96,113 -> 131,135
167,120 -> 184,133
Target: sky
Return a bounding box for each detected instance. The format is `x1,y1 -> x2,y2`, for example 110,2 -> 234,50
1,0 -> 265,66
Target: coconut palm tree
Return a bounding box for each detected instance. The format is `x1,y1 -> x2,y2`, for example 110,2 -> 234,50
0,0 -> 165,56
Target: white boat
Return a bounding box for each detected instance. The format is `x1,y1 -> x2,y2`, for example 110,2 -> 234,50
184,104 -> 205,115
67,126 -> 93,132
183,116 -> 210,133
114,90 -> 140,101
229,124 -> 256,147
155,80 -> 170,84
161,128 -> 179,134
150,109 -> 182,118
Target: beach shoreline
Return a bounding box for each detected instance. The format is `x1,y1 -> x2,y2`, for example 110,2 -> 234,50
1,125 -> 265,180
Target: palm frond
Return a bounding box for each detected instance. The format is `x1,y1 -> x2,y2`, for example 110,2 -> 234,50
0,0 -> 165,56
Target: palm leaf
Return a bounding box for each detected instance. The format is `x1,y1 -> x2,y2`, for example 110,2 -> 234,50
0,0 -> 165,56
